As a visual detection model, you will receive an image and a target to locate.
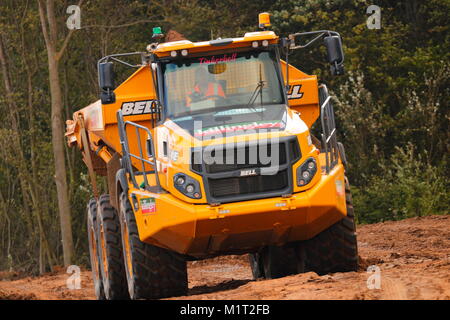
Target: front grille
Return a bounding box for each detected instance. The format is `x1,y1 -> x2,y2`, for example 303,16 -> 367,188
191,136 -> 300,203
209,169 -> 288,198
205,143 -> 287,174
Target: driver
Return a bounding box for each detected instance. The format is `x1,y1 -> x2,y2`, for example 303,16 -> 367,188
186,67 -> 225,107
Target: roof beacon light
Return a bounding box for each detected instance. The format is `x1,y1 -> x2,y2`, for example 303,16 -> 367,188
258,12 -> 271,29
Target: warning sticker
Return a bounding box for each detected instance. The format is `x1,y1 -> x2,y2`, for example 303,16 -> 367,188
140,198 -> 156,214
335,180 -> 345,197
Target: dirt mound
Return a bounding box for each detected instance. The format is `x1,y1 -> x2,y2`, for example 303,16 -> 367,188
0,215 -> 449,300
0,266 -> 94,300
0,288 -> 36,300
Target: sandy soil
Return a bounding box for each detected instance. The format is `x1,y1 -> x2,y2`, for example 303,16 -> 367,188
1,215 -> 449,300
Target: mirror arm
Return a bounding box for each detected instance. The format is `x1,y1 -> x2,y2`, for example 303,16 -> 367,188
96,51 -> 147,87
97,51 -> 155,105
285,44 -> 289,94
108,56 -> 141,68
97,51 -> 146,66
289,32 -> 325,49
288,30 -> 342,53
287,29 -> 345,76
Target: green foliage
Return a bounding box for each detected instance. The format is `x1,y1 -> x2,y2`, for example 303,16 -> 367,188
353,144 -> 448,224
269,0 -> 449,223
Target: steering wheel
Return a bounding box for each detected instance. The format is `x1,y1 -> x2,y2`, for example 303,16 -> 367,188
205,94 -> 226,101
191,92 -> 226,102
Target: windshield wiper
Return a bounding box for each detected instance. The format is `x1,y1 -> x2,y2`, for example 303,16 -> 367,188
246,64 -> 265,113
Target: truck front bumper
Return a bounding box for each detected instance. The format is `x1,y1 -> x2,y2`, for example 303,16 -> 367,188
130,164 -> 347,258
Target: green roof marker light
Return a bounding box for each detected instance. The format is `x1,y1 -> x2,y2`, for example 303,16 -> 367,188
152,27 -> 164,40
153,27 -> 162,35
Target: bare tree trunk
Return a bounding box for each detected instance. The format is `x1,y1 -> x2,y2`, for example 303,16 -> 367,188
38,0 -> 75,266
39,235 -> 45,274
0,191 -> 12,271
0,32 -> 57,271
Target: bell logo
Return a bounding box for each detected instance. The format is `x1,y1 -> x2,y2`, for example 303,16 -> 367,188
240,169 -> 257,176
287,84 -> 304,99
121,100 -> 157,116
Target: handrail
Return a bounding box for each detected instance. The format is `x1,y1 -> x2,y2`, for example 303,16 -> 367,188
116,109 -> 161,191
319,84 -> 340,174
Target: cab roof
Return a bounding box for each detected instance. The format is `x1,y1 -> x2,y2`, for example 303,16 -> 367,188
153,31 -> 279,56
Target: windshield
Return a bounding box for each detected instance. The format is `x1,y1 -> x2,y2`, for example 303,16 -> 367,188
161,50 -> 286,121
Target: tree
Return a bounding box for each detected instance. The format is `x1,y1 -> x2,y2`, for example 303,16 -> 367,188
37,0 -> 78,266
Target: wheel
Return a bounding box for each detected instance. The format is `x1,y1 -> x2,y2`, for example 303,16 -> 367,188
249,243 -> 304,280
302,177 -> 358,275
248,252 -> 265,280
248,177 -> 357,279
118,192 -> 188,299
261,244 -> 302,279
86,198 -> 105,300
96,194 -> 129,300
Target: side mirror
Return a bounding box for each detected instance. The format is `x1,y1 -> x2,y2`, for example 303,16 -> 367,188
324,36 -> 344,76
98,62 -> 116,104
99,62 -> 115,89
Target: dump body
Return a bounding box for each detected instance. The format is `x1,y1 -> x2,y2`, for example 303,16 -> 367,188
66,30 -> 346,258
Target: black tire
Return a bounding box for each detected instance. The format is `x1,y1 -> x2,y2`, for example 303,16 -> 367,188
249,243 -> 305,280
261,244 -> 302,279
248,252 -> 265,280
96,194 -> 129,300
302,177 -> 358,275
118,192 -> 188,299
86,198 -> 105,300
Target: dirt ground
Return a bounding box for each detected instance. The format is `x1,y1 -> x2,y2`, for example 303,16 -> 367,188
1,215 -> 449,300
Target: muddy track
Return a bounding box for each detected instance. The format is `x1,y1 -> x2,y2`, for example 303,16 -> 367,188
1,215 -> 449,300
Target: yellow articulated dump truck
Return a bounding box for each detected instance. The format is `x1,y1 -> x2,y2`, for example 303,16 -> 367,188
66,13 -> 358,300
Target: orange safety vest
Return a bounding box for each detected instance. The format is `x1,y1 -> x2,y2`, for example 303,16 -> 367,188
186,82 -> 225,107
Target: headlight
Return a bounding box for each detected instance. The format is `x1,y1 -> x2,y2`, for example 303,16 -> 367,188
297,157 -> 317,186
175,176 -> 185,185
173,173 -> 202,199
